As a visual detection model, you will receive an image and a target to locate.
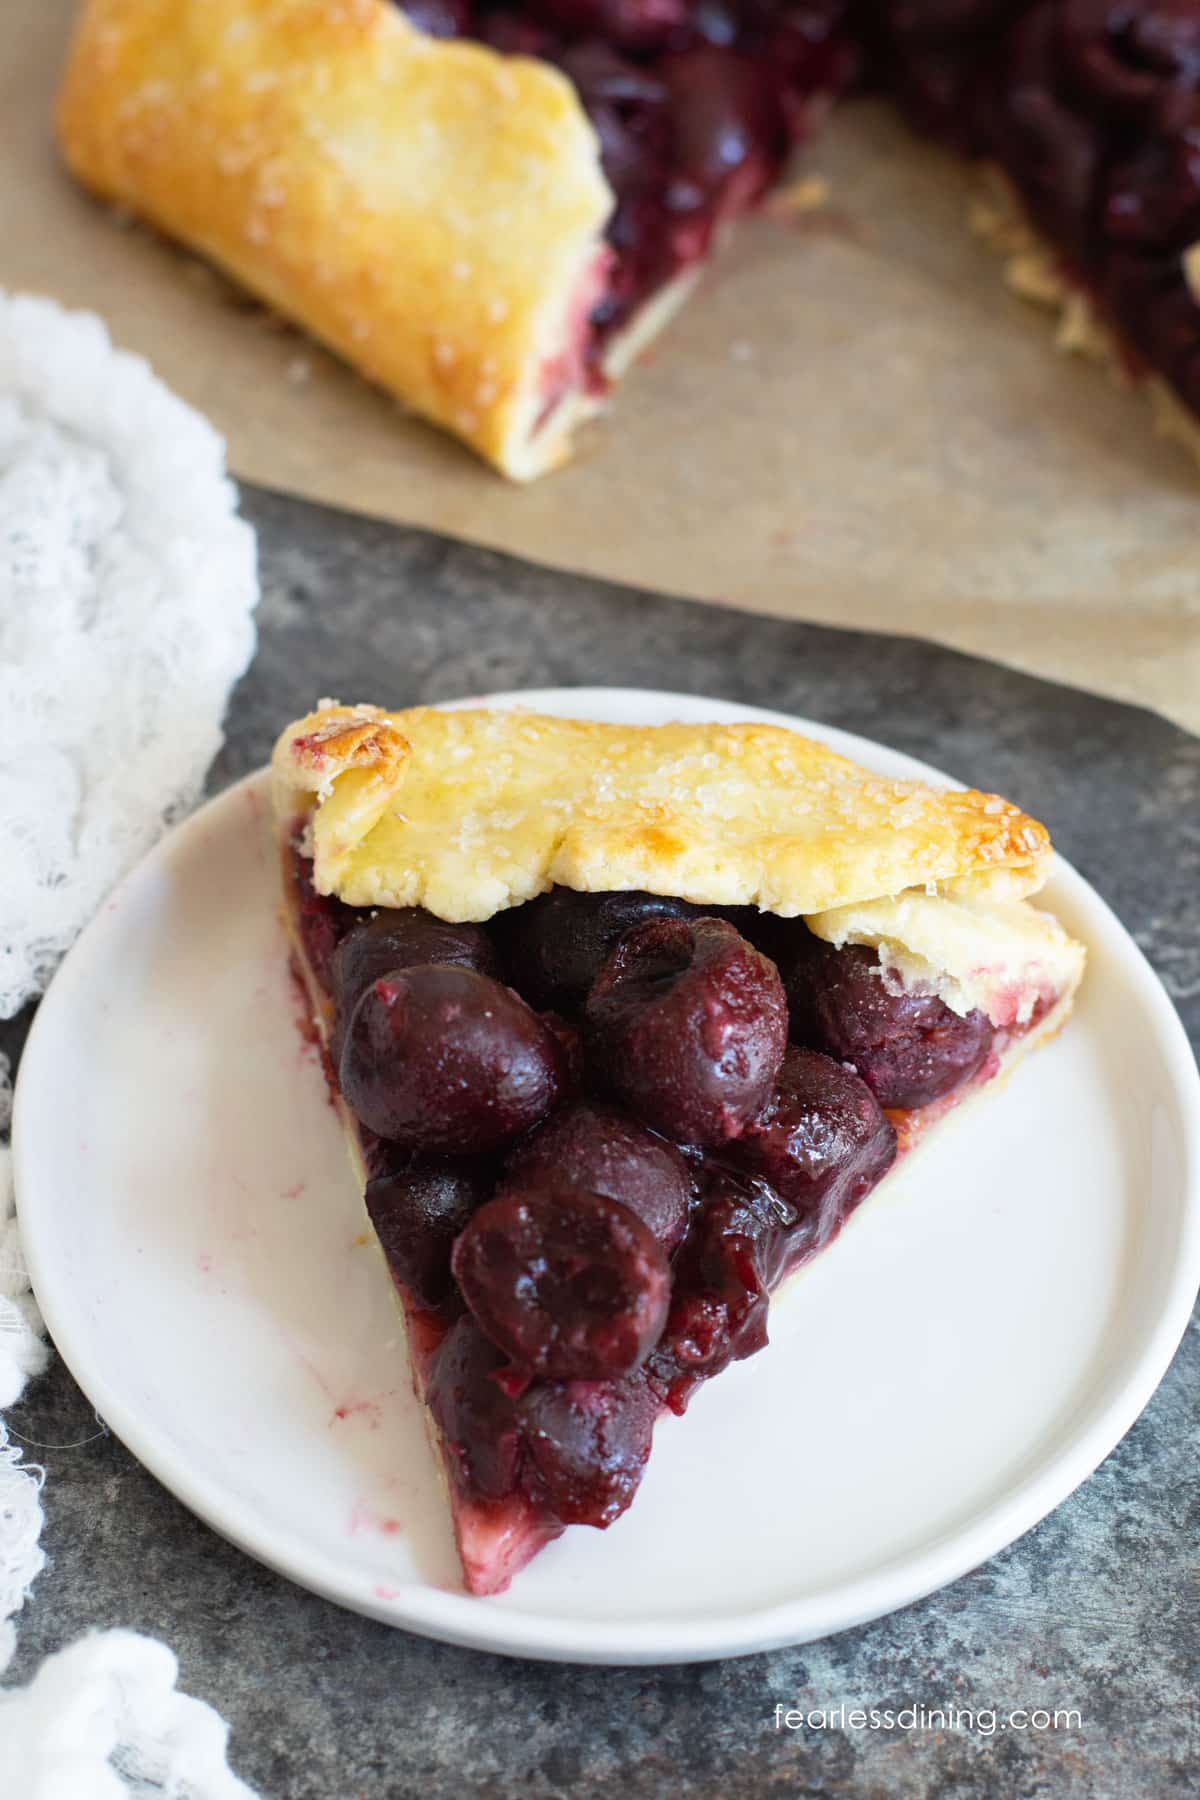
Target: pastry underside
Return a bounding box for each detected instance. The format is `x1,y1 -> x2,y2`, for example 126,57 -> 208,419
272,703 -> 1084,1590
57,0 -> 614,481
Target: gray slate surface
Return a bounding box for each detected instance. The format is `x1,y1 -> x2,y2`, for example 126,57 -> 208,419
5,485 -> 1200,1799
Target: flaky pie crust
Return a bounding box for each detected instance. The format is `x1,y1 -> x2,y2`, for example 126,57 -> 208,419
270,701 -> 1061,913
269,701 -> 1085,1040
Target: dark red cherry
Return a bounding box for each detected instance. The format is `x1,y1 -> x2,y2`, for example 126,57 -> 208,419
330,908 -> 501,1052
781,934 -> 994,1109
733,1046 -> 897,1243
764,11 -> 857,114
1104,250 -> 1200,407
557,41 -> 669,110
658,49 -> 788,204
451,1184 -> 671,1379
585,916 -> 787,1146
1105,116 -> 1200,250
883,11 -> 997,149
519,1372 -> 657,1526
340,965 -> 565,1151
997,89 -> 1102,258
505,1100 -> 693,1251
392,0 -> 473,36
983,6 -> 1104,258
291,849 -> 357,993
364,1152 -> 494,1311
648,1163 -> 793,1411
555,44 -> 672,200
591,191 -> 683,334
1055,0 -> 1200,122
426,1315 -> 522,1501
495,886 -> 700,1013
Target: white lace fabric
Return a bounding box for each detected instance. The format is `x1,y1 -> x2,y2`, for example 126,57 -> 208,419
0,297 -> 261,1797
0,290 -> 257,1020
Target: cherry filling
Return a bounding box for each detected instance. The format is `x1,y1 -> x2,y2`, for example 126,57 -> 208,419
427,1315 -> 525,1500
387,0 -> 1200,426
289,848 -> 359,992
584,914 -> 789,1144
364,1148 -> 494,1312
340,963 -> 567,1149
389,0 -> 859,382
292,861 -> 1035,1531
732,1044 -> 898,1241
505,1099 -> 694,1249
778,927 -> 995,1108
452,1182 -> 672,1377
329,907 -> 501,1066
518,1371 -> 658,1525
494,885 -> 701,1013
648,1163 -> 793,1408
332,909 -> 501,1015
876,0 -> 1200,417
866,0 -> 1035,149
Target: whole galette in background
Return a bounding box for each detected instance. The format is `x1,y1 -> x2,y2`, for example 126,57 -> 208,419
57,0 -> 1200,477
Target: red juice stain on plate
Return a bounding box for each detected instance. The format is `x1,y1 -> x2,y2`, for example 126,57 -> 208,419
348,1499 -> 405,1537
330,1396 -> 387,1429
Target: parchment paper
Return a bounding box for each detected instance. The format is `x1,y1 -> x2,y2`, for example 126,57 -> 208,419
5,0 -> 1198,731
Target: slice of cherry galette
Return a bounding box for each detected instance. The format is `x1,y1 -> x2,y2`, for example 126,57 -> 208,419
272,701 -> 1085,1594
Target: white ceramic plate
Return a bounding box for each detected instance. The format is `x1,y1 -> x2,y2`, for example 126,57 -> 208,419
14,689 -> 1200,1664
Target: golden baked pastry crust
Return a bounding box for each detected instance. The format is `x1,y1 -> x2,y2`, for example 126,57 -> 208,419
271,701 -> 1055,922
57,0 -> 613,479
